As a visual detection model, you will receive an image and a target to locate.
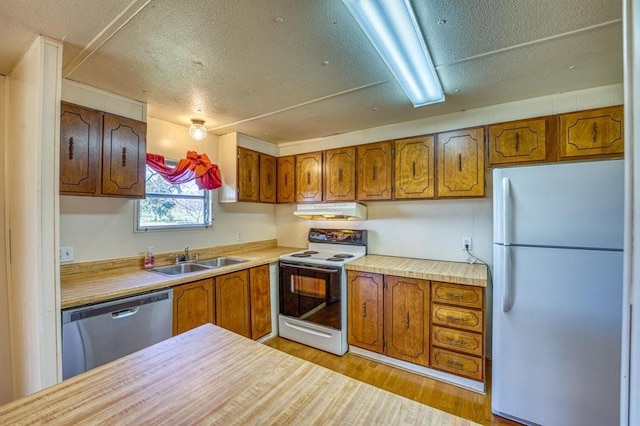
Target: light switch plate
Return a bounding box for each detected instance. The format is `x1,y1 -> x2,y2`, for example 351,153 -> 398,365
59,246 -> 74,262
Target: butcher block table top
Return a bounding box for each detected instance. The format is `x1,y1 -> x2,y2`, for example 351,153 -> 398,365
345,255 -> 487,287
0,324 -> 478,425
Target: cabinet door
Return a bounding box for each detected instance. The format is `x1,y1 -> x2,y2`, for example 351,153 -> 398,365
277,156 -> 295,203
436,127 -> 485,198
238,147 -> 260,202
259,154 -> 276,203
347,271 -> 384,353
59,102 -> 101,195
324,147 -> 356,201
559,105 -> 624,159
295,151 -> 323,202
488,118 -> 548,166
215,270 -> 251,338
384,276 -> 430,366
101,113 -> 147,198
173,279 -> 214,336
250,265 -> 272,340
394,136 -> 435,199
357,141 -> 393,201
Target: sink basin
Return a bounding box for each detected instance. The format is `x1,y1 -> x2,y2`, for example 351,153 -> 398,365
150,263 -> 210,276
196,257 -> 248,268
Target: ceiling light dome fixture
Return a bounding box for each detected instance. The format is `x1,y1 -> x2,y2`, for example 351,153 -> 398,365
188,119 -> 207,141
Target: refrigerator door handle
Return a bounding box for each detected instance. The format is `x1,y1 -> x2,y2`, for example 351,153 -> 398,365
502,177 -> 511,246
502,245 -> 513,313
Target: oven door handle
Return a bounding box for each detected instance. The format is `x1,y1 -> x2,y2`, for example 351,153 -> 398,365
280,262 -> 341,274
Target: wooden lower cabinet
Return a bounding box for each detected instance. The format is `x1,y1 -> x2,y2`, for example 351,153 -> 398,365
348,272 -> 485,382
250,264 -> 272,340
430,281 -> 485,381
215,269 -> 251,338
173,278 -> 214,336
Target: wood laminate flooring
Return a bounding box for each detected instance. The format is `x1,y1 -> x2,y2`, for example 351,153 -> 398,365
264,337 -> 518,426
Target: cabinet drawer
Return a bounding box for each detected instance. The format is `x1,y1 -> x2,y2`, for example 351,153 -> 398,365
431,282 -> 483,308
431,326 -> 483,356
431,347 -> 483,381
432,305 -> 483,332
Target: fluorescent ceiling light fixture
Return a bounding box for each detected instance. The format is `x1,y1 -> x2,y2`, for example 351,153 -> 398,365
342,0 -> 444,107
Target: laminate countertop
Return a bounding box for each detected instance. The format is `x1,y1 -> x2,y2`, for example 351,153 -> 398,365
345,255 -> 488,287
0,324 -> 478,425
61,245 -> 300,309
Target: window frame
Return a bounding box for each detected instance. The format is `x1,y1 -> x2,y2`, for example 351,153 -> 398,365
135,162 -> 213,232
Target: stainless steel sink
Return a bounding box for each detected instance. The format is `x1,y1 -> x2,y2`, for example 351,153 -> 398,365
150,263 -> 211,276
195,257 -> 247,268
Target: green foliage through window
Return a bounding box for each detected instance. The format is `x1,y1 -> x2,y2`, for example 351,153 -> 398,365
136,164 -> 211,230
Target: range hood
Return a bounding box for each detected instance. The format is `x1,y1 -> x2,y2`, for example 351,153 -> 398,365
294,203 -> 367,220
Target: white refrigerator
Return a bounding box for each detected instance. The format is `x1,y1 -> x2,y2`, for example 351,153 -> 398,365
492,159 -> 624,426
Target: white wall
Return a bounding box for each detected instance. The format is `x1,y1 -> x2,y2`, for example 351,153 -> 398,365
276,84 -> 624,265
6,36 -> 62,398
0,75 -> 13,404
59,116 -> 277,262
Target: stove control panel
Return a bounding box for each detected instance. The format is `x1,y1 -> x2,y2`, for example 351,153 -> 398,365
308,228 -> 367,246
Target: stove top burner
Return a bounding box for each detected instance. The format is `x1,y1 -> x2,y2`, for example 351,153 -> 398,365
304,251 -> 319,254
333,254 -> 354,258
291,253 -> 311,258
325,257 -> 344,262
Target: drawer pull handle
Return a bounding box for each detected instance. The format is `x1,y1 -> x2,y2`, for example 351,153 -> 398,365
446,292 -> 467,299
445,315 -> 467,323
458,154 -> 462,171
404,312 -> 410,329
447,360 -> 464,369
121,147 -> 127,167
362,302 -> 366,318
338,168 -> 343,183
372,165 -> 377,181
412,161 -> 416,178
592,122 -> 597,143
68,137 -> 74,160
446,337 -> 467,345
514,132 -> 520,152
306,172 -> 311,185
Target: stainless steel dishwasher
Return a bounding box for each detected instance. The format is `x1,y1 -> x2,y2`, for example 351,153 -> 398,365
62,288 -> 173,380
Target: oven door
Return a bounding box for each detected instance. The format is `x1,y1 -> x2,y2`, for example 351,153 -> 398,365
279,261 -> 342,329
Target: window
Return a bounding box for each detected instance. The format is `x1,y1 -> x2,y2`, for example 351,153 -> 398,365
136,163 -> 212,231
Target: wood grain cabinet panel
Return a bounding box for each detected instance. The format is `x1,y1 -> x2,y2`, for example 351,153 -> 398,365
436,127 -> 485,198
59,102 -> 101,195
357,141 -> 393,201
250,265 -> 272,340
295,151 -> 323,202
259,154 -> 276,203
394,136 -> 435,199
324,147 -> 356,201
277,155 -> 295,203
431,326 -> 483,356
101,113 -> 146,198
559,105 -> 624,159
432,305 -> 483,333
237,147 -> 260,202
384,276 -> 429,366
215,270 -> 251,338
173,278 -> 214,336
488,118 -> 548,166
431,282 -> 483,309
347,271 -> 384,353
430,348 -> 484,381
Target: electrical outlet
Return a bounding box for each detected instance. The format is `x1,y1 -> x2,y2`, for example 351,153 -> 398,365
461,237 -> 472,251
237,231 -> 242,241
59,246 -> 74,262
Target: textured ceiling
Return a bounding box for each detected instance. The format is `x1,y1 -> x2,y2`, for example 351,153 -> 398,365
0,0 -> 623,144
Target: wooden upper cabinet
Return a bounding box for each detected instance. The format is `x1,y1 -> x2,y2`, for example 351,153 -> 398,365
60,102 -> 101,195
101,113 -> 147,198
237,147 -> 260,202
357,141 -> 393,201
173,278 -> 214,336
324,147 -> 356,201
384,276 -> 430,367
215,270 -> 251,338
259,154 -> 276,203
488,118 -> 548,166
277,155 -> 295,203
249,265 -> 272,340
559,105 -> 624,159
347,271 -> 384,354
295,151 -> 323,202
436,127 -> 485,198
394,136 -> 435,199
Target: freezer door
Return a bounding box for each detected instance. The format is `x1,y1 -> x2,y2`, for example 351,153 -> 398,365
493,160 -> 623,249
492,245 -> 622,426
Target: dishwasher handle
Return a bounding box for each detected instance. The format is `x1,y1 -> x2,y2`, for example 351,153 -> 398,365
63,290 -> 172,323
111,307 -> 139,319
